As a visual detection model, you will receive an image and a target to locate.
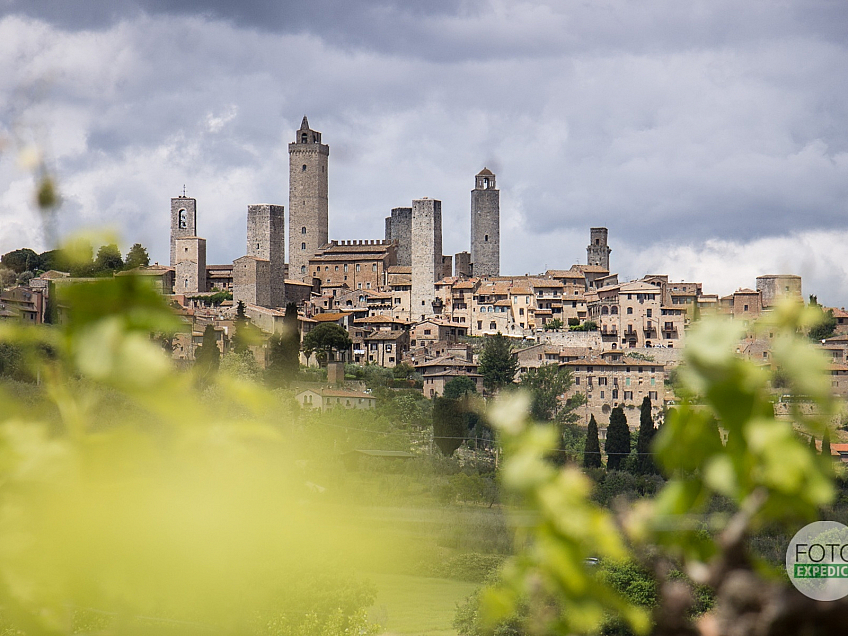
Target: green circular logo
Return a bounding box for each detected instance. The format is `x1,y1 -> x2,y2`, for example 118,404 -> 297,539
786,521 -> 848,601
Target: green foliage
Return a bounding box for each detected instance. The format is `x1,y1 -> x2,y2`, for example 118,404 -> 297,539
94,242 -> 124,272
302,323 -> 352,364
568,317 -> 580,327
635,396 -> 656,474
584,414 -> 603,468
544,318 -> 563,331
0,267 -> 16,290
605,405 -> 631,471
520,363 -> 572,421
478,333 -> 518,392
194,323 -> 221,383
392,361 -> 416,380
124,242 -> 150,269
433,396 -> 466,456
267,304 -> 300,387
197,290 -> 233,305
822,427 -> 831,457
444,375 -> 477,399
570,320 -> 599,332
220,349 -> 263,382
0,248 -> 38,273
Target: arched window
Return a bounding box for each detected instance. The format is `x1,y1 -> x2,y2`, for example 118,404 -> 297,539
300,265 -> 306,274
601,306 -> 609,315
301,243 -> 306,250
490,321 -> 496,329
301,227 -> 307,234
302,164 -> 307,172
626,307 -> 633,315
178,209 -> 187,229
301,133 -> 308,143
611,306 -> 618,315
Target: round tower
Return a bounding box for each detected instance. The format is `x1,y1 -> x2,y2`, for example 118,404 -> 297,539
288,116 -> 329,281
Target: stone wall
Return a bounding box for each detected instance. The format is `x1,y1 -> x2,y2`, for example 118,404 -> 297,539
174,236 -> 206,294
247,204 -> 285,307
233,255 -> 271,308
410,198 -> 442,322
385,207 -> 412,267
170,197 -> 197,267
470,172 -> 499,277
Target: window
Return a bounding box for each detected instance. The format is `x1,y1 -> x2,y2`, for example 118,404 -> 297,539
484,234 -> 489,242
301,227 -> 306,234
477,321 -> 483,329
490,321 -> 496,329
744,304 -> 749,311
519,308 -> 524,316
334,265 -> 339,271
372,263 -> 377,271
300,265 -> 306,274
649,391 -> 657,400
356,264 -> 361,272
627,307 -> 633,314
575,377 -> 580,386
385,344 -> 393,351
301,243 -> 306,250
344,264 -> 348,272
178,208 -> 187,229
598,377 -> 607,386
424,329 -> 431,335
624,391 -> 633,400
366,282 -> 371,289
600,391 -> 605,399
612,389 -> 618,400
646,309 -> 652,318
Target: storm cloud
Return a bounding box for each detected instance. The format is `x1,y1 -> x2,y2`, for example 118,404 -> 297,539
1,1 -> 847,302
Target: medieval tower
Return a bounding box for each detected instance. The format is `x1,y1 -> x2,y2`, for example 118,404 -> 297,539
470,168 -> 499,277
385,207 -> 413,267
587,227 -> 611,270
411,198 -> 443,321
170,195 -> 197,266
288,116 -> 329,281
247,204 -> 285,307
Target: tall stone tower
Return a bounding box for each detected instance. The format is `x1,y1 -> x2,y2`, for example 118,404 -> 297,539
385,207 -> 412,267
170,195 -> 197,266
288,116 -> 329,281
470,168 -> 499,277
247,204 -> 285,307
411,198 -> 443,321
174,236 -> 206,294
587,227 -> 611,270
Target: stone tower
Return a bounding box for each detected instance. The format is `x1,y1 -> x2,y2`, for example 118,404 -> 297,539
288,116 -> 329,281
411,198 -> 443,321
174,236 -> 206,294
587,227 -> 611,270
247,204 -> 285,307
170,196 -> 197,266
470,168 -> 499,277
385,207 -> 412,267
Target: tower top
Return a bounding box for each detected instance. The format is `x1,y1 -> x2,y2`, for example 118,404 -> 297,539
300,115 -> 309,130
476,167 -> 494,177
474,168 -> 497,190
293,116 -> 323,145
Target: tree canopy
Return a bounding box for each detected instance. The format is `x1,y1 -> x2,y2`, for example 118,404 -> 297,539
443,375 -> 477,399
635,396 -> 657,474
583,414 -> 603,469
520,363 -> 573,421
267,302 -> 301,386
302,322 -> 351,364
478,333 -> 518,392
124,243 -> 151,269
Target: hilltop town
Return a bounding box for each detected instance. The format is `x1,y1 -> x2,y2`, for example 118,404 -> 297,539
2,116 -> 847,433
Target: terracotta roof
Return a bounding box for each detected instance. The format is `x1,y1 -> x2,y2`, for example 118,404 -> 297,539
311,312 -> 350,322
477,167 -> 494,176
573,265 -> 609,273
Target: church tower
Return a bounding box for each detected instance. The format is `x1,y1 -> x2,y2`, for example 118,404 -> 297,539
170,195 -> 196,267
288,116 -> 329,281
587,227 -> 611,270
470,168 -> 499,277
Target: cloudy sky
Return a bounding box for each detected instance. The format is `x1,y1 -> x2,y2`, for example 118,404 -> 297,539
2,1 -> 848,303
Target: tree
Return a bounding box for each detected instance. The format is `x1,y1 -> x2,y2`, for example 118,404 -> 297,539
544,318 -> 563,331
194,324 -> 221,384
231,301 -> 254,354
635,396 -> 657,474
433,396 -> 466,456
583,414 -> 602,468
822,427 -> 831,457
809,435 -> 817,452
1,248 -> 39,274
808,294 -> 837,341
520,364 -> 572,421
124,243 -> 150,269
478,333 -> 518,392
0,267 -> 15,291
267,304 -> 300,387
302,322 -> 351,364
443,375 -> 477,399
604,405 -> 630,471
94,243 -> 124,273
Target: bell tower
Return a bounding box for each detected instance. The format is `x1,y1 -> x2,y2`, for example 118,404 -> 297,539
170,193 -> 196,267
288,116 -> 329,281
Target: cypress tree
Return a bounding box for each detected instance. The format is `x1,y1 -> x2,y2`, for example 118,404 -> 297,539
583,414 -> 602,469
822,429 -> 831,457
605,406 -> 630,471
635,396 -> 656,474
809,435 -> 817,453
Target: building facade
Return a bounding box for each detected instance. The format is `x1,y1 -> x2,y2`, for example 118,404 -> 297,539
170,196 -> 197,266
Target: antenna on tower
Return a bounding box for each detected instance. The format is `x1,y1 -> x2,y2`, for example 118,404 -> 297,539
182,184 -> 187,197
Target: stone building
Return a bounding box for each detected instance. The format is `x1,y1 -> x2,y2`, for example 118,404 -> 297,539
587,227 -> 611,271
233,255 -> 270,308
384,207 -> 412,267
470,168 -> 499,277
455,251 -> 471,278
174,236 -> 207,294
589,280 -> 664,349
288,116 -> 329,281
410,198 -> 443,321
170,196 -> 197,266
309,240 -> 397,292
756,274 -> 803,308
246,204 -> 285,307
